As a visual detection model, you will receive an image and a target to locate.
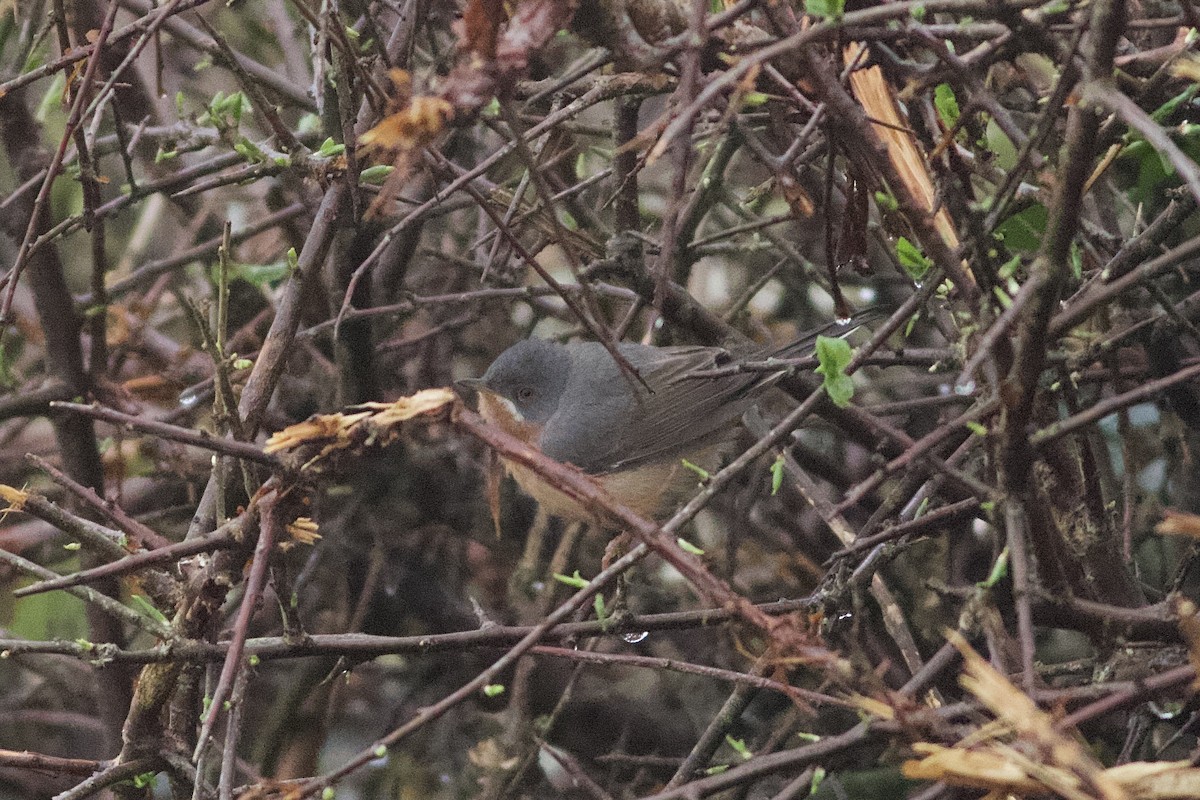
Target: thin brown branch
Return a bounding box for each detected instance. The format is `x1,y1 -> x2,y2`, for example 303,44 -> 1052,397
48,401 -> 278,466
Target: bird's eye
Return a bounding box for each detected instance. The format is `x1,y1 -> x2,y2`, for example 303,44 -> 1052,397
515,386 -> 535,403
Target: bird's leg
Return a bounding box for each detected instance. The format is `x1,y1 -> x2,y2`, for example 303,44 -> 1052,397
601,529 -> 635,624
601,529 -> 634,570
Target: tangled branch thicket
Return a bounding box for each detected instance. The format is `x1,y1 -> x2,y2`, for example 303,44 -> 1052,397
6,0 -> 1200,797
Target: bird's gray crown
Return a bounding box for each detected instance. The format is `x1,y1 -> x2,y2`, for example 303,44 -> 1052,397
479,338 -> 571,424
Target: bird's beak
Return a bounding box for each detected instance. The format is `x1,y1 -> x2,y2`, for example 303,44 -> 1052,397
455,377 -> 489,394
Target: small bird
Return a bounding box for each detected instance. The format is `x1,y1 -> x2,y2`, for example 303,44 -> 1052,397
460,314 -> 877,522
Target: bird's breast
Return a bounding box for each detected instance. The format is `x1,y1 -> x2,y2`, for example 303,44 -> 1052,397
477,392 -> 542,446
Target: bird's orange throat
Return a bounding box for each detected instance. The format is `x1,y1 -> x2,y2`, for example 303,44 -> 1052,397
477,391 -> 591,519
476,392 -> 543,447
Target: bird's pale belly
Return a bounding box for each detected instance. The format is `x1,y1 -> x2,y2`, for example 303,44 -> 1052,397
504,445 -> 725,523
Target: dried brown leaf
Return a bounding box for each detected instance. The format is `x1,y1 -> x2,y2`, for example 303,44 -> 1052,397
486,448 -> 503,538
902,742 -> 1045,792
264,389 -> 456,472
0,484 -> 29,511
778,174 -> 814,217
1169,54 -> 1200,82
1169,596 -> 1200,686
495,0 -> 578,76
948,630 -> 1127,800
458,0 -> 507,59
1105,761 -> 1200,799
122,373 -> 187,404
360,96 -> 454,157
263,411 -> 372,455
285,516 -> 321,545
846,692 -> 895,720
468,737 -> 519,771
1156,509 -> 1200,539
843,45 -> 973,290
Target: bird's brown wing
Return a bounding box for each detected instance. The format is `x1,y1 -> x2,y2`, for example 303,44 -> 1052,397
614,312 -> 883,470
541,310 -> 882,474
601,345 -> 767,473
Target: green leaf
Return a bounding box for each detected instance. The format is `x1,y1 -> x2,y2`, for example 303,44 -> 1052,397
895,237 -> 932,280
770,454 -> 785,496
965,420 -> 988,436
199,90 -> 248,129
1150,85 -> 1198,122
984,118 -> 1018,170
814,335 -> 855,408
677,537 -> 705,556
992,284 -> 1013,309
317,137 -> 346,158
8,575 -> 88,641
806,0 -> 844,18
128,594 -> 168,624
810,766 -> 827,794
998,254 -> 1022,280
978,547 -> 1009,588
553,570 -> 589,589
234,136 -> 267,164
741,91 -> 771,108
225,260 -> 291,287
483,683 -> 506,697
913,497 -> 930,518
826,374 -> 854,407
814,335 -> 853,375
934,83 -> 960,128
874,190 -> 898,213
216,91 -> 249,124
359,165 -> 394,185
725,735 -> 752,760
35,73 -> 65,123
681,459 -> 710,480
905,312 -> 920,338
594,595 -> 609,630
22,49 -> 47,74
995,203 -> 1047,253
132,772 -> 157,789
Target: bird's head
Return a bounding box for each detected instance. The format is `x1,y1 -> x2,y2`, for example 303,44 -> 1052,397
458,338 -> 571,428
